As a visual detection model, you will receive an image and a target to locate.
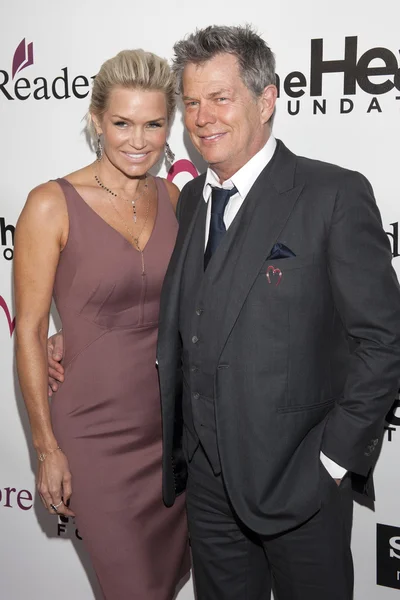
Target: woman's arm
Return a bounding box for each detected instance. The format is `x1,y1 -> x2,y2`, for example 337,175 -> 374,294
14,181 -> 74,516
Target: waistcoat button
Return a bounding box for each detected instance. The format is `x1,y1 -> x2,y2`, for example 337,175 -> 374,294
192,335 -> 199,344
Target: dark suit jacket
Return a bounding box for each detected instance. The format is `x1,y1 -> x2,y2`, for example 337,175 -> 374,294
157,140 -> 400,534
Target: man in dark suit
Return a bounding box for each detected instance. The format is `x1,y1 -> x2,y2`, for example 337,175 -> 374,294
156,25 -> 400,599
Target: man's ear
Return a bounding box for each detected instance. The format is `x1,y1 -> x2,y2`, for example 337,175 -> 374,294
260,85 -> 277,124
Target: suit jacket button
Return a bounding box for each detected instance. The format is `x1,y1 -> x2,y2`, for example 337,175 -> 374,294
196,309 -> 203,316
192,335 -> 199,344
193,392 -> 200,400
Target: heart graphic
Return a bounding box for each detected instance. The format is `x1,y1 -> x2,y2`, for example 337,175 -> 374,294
266,265 -> 282,287
0,296 -> 15,336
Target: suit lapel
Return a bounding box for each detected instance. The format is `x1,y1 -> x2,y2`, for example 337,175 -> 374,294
215,141 -> 304,360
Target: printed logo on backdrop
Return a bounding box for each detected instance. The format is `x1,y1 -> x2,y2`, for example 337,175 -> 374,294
57,514 -> 82,541
0,296 -> 15,336
0,485 -> 32,510
385,391 -> 400,442
12,38 -> 33,78
0,217 -> 15,260
167,159 -> 199,184
386,222 -> 400,260
382,219 -> 399,444
377,523 -> 400,590
0,38 -> 93,101
276,36 -> 400,116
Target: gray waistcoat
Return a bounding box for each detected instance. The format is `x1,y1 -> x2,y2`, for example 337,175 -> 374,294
179,196 -> 247,474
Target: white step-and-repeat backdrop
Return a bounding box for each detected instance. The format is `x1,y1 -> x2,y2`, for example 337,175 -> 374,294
1,0 -> 399,598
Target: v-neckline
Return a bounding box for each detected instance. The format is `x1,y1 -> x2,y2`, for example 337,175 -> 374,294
60,177 -> 159,254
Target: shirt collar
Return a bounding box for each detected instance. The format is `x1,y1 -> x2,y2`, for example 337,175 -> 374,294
202,135 -> 277,202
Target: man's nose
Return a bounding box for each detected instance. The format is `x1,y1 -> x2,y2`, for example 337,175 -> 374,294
195,102 -> 216,127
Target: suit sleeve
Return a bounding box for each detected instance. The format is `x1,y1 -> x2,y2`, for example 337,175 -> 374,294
321,171 -> 400,476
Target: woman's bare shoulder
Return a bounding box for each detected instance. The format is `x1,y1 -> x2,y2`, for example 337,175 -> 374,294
24,180 -> 67,218
25,164 -> 93,216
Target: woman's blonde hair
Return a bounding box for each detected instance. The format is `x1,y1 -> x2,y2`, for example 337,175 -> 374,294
87,49 -> 176,140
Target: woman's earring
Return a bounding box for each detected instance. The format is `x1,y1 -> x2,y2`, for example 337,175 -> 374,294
96,135 -> 103,161
165,142 -> 175,166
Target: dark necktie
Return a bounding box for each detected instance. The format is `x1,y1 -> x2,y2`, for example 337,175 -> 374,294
204,186 -> 238,269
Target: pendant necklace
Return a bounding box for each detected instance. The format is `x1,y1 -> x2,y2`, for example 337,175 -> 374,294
94,173 -> 151,274
94,174 -> 148,223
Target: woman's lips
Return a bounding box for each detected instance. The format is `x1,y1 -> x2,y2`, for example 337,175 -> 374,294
123,151 -> 149,162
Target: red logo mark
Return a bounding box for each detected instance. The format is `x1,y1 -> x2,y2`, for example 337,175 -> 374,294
167,159 -> 198,182
12,38 -> 34,80
0,296 -> 15,336
266,265 -> 282,286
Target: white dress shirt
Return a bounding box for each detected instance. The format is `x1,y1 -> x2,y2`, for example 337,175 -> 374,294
203,135 -> 277,246
202,134 -> 346,481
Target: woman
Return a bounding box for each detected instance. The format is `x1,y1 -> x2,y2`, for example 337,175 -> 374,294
14,49 -> 189,600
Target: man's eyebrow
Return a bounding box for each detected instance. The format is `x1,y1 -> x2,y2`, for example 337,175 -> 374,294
207,89 -> 232,99
182,89 -> 232,102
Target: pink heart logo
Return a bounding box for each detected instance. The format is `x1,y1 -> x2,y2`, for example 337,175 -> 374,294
266,265 -> 282,287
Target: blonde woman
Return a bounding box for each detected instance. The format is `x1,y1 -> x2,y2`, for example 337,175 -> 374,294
14,50 -> 189,600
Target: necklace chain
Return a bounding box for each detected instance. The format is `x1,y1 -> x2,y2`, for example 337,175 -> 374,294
94,173 -> 151,269
94,174 -> 148,223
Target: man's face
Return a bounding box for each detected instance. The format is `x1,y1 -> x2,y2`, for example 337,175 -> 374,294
182,53 -> 276,181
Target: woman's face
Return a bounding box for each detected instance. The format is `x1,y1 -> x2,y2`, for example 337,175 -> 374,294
94,85 -> 168,177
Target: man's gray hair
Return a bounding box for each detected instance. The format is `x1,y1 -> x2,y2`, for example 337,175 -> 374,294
172,24 -> 276,97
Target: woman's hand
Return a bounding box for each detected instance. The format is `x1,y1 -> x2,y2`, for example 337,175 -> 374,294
37,450 -> 75,517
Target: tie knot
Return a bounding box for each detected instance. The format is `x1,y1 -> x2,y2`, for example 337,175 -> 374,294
210,186 -> 238,216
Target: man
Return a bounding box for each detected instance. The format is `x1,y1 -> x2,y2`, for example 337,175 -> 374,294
156,25 -> 400,600
49,25 -> 400,600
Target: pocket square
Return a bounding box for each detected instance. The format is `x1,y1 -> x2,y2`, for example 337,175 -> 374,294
268,242 -> 296,260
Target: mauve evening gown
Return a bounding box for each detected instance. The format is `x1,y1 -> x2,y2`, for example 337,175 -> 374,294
50,177 -> 189,599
